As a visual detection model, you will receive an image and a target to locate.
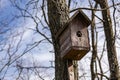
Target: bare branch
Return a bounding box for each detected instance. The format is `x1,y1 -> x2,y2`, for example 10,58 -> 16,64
41,0 -> 49,26
96,73 -> 109,80
70,2 -> 120,13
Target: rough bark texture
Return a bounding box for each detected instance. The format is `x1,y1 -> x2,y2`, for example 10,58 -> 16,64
47,0 -> 69,79
47,0 -> 78,80
95,0 -> 119,79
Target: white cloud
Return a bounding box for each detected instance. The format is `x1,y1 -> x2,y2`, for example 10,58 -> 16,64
0,0 -> 10,9
23,52 -> 53,63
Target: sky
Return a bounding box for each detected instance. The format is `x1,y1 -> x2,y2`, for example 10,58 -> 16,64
0,0 -> 120,80
0,0 -> 54,80
0,0 -> 53,62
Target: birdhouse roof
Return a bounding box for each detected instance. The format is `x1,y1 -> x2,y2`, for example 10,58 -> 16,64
55,9 -> 91,39
69,9 -> 91,26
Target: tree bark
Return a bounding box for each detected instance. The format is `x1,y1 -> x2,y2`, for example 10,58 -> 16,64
47,0 -> 78,80
95,0 -> 119,79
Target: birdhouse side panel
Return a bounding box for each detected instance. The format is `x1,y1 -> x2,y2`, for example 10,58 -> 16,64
59,27 -> 71,45
59,28 -> 72,58
60,36 -> 71,53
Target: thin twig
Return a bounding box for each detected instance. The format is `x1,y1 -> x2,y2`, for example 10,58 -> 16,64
70,2 -> 120,13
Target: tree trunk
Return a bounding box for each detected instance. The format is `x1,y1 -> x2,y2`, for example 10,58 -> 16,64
95,0 -> 119,79
90,5 -> 97,80
47,0 -> 78,80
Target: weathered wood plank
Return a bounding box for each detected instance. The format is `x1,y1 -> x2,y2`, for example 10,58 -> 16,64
59,28 -> 70,45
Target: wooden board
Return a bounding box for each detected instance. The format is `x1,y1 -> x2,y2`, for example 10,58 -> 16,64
70,16 -> 90,49
59,28 -> 70,45
62,46 -> 89,60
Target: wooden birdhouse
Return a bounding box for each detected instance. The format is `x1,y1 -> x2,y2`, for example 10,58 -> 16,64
56,10 -> 91,60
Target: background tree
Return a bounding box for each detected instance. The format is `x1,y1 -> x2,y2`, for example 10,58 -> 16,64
94,0 -> 119,79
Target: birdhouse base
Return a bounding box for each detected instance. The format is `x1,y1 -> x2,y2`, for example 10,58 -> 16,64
61,46 -> 89,60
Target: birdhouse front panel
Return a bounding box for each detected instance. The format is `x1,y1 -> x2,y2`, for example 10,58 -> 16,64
69,17 -> 90,60
70,16 -> 90,49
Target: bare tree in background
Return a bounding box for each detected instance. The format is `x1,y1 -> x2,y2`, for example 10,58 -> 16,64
94,0 -> 120,79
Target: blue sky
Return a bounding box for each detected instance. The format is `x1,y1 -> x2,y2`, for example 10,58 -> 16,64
0,0 -> 120,80
0,0 -> 54,80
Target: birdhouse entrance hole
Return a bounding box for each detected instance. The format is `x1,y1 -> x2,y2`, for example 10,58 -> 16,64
76,31 -> 82,37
